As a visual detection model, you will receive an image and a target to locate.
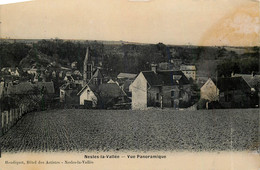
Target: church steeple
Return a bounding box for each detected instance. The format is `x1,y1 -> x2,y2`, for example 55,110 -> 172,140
83,47 -> 93,85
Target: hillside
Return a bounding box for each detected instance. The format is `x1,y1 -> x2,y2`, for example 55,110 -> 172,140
0,39 -> 259,77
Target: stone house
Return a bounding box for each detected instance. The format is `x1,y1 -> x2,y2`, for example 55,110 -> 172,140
130,65 -> 191,110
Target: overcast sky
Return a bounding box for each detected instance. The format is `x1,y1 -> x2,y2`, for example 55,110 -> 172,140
0,0 -> 259,46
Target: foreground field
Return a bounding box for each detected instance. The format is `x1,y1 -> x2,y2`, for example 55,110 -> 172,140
1,109 -> 259,152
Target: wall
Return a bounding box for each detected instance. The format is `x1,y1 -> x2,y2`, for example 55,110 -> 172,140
130,73 -> 147,110
79,86 -> 97,107
147,86 -> 160,107
161,86 -> 179,108
219,90 -> 251,108
200,79 -> 219,101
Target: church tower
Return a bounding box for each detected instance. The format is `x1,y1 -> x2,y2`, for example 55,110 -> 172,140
83,47 -> 94,85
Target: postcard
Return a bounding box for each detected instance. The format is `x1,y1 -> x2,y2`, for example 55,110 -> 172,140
0,0 -> 259,169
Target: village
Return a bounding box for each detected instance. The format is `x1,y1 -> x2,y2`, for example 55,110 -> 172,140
0,45 -> 259,137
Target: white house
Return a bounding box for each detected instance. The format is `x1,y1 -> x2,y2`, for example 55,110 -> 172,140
130,67 -> 191,110
180,65 -> 196,81
78,83 -> 127,108
77,84 -> 98,107
200,78 -> 219,101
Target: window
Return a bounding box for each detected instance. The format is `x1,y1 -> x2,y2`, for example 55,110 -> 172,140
156,93 -> 159,100
87,64 -> 92,71
171,90 -> 175,97
94,78 -> 98,85
87,72 -> 92,79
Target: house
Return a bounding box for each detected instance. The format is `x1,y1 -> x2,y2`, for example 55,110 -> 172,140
117,73 -> 137,80
200,76 -> 256,108
216,77 -> 252,108
232,73 -> 260,107
158,62 -> 174,71
130,65 -> 191,110
232,73 -> 260,92
5,82 -> 55,96
1,67 -> 20,77
107,79 -> 117,84
27,65 -> 45,75
180,64 -> 196,81
200,78 -> 219,101
170,59 -> 182,70
196,76 -> 209,89
77,83 -> 127,109
60,82 -> 81,105
64,75 -> 74,83
71,61 -> 78,69
73,70 -> 82,77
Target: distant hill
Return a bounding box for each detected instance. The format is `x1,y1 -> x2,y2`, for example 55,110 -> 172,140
0,39 -> 259,77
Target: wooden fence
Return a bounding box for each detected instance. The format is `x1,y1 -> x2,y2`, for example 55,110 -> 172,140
1,105 -> 33,136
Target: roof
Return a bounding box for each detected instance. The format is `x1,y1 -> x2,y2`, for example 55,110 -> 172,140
98,83 -> 126,98
233,74 -> 260,89
60,82 -> 82,91
71,74 -> 82,80
65,75 -> 74,81
6,82 -> 55,95
92,69 -> 104,79
196,76 -> 211,88
117,73 -> 137,79
180,65 -> 196,71
78,83 -> 126,98
122,79 -> 133,92
216,77 -> 251,92
142,71 -> 190,86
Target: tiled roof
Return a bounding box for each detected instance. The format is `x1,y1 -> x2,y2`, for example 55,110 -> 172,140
216,77 -> 251,92
92,69 -> 104,79
97,83 -> 126,98
142,71 -> 190,86
233,74 -> 260,90
78,83 -> 126,101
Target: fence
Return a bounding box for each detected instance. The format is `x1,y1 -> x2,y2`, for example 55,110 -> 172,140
1,105 -> 33,136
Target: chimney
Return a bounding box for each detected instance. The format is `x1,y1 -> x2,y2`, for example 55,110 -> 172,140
151,64 -> 158,73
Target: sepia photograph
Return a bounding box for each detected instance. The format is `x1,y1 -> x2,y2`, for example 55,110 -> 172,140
0,0 -> 259,169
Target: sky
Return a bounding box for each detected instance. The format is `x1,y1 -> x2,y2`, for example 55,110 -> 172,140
0,0 -> 259,46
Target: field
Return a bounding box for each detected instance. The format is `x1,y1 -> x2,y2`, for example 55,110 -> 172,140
1,109 -> 259,152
